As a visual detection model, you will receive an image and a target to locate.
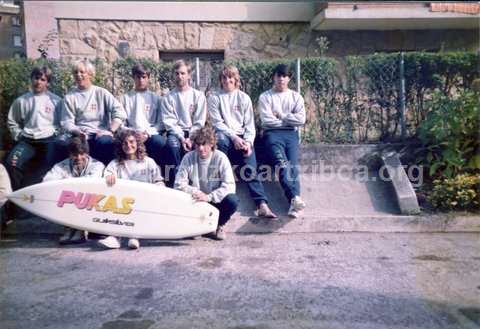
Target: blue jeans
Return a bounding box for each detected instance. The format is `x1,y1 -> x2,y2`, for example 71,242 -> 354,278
88,135 -> 114,166
164,131 -> 188,187
216,131 -> 268,207
144,133 -> 167,168
262,129 -> 300,201
4,136 -> 63,190
210,193 -> 239,227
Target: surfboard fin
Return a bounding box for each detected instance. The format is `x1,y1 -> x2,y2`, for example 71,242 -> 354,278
21,194 -> 34,203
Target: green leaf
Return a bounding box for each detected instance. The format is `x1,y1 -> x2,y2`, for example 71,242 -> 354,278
467,154 -> 480,169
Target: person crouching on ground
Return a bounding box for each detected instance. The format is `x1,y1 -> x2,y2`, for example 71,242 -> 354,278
174,126 -> 238,240
98,129 -> 164,250
43,134 -> 105,244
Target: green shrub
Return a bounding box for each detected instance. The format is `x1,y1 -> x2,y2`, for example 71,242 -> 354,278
429,174 -> 480,210
416,89 -> 480,178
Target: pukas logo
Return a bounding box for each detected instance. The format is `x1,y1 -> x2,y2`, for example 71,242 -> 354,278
57,190 -> 135,214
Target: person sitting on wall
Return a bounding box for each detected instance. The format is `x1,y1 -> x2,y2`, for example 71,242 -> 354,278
98,129 -> 165,250
61,59 -> 126,166
174,126 -> 238,240
258,64 -> 306,218
119,63 -> 166,170
208,65 -> 277,219
0,164 -> 13,237
161,59 -> 207,187
5,66 -> 63,192
43,134 -> 105,245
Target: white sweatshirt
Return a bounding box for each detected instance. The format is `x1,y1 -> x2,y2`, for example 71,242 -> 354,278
43,155 -> 105,181
61,85 -> 126,134
161,87 -> 206,140
174,149 -> 235,203
120,90 -> 164,135
7,91 -> 62,141
104,156 -> 164,185
208,89 -> 255,145
258,88 -> 306,130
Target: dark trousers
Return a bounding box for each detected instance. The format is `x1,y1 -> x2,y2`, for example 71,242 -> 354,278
4,136 -> 64,190
210,193 -> 238,227
263,129 -> 300,201
144,134 -> 167,170
164,131 -> 189,187
216,131 -> 268,207
87,135 -> 115,166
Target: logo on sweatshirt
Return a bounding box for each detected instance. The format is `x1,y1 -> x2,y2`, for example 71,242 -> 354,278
44,105 -> 53,114
90,103 -> 97,112
145,104 -> 151,113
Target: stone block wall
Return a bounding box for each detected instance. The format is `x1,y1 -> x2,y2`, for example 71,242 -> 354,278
57,19 -> 479,62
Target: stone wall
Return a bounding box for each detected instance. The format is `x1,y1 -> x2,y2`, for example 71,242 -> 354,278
58,19 -> 479,62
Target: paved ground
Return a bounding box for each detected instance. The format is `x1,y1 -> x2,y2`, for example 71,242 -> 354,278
1,232 -> 479,329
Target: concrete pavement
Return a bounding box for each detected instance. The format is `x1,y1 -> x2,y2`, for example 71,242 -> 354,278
1,232 -> 479,329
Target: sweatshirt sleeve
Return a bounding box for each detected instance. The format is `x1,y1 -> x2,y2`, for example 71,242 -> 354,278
258,92 -> 282,128
61,95 -> 80,133
174,156 -> 195,194
103,89 -> 126,123
282,92 -> 306,127
7,97 -> 24,141
242,95 -> 256,145
208,94 -> 236,138
161,95 -> 184,140
0,164 -> 12,207
190,91 -> 207,136
43,163 -> 67,181
208,154 -> 236,203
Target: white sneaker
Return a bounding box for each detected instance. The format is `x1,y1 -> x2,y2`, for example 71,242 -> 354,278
288,204 -> 300,218
128,238 -> 140,249
59,228 -> 74,245
98,236 -> 121,249
291,196 -> 306,211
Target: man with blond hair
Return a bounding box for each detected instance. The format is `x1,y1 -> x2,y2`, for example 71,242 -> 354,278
61,59 -> 126,165
161,60 -> 207,186
209,65 -> 277,219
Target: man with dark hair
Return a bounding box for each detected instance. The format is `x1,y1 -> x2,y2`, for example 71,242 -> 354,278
161,59 -> 207,186
258,64 -> 307,218
209,65 -> 277,219
5,66 -> 63,191
174,126 -> 238,240
43,134 -> 105,244
120,63 -> 166,168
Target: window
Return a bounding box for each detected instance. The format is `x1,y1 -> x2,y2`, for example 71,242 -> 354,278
13,35 -> 22,47
159,51 -> 224,62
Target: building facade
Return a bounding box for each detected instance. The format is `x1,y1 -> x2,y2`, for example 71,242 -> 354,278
19,1 -> 480,62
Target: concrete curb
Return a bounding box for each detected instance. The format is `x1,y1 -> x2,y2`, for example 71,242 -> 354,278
381,151 -> 421,215
3,213 -> 479,239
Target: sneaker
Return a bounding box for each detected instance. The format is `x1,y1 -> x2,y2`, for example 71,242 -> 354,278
255,202 -> 278,219
128,238 -> 140,249
69,230 -> 86,244
213,225 -> 226,240
59,228 -> 74,245
98,236 -> 121,249
291,196 -> 306,211
288,204 -> 300,218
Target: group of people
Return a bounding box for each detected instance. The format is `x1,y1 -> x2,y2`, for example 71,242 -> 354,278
2,59 -> 307,249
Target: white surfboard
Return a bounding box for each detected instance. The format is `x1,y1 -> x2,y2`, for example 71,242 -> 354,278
7,177 -> 219,239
